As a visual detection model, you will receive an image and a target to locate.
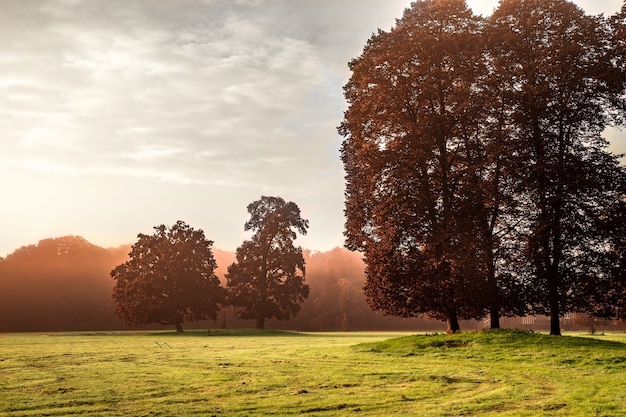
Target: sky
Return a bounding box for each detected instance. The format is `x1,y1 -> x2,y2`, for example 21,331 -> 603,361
1,0 -> 625,257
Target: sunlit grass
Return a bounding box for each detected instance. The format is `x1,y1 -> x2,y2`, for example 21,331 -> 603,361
0,329 -> 624,416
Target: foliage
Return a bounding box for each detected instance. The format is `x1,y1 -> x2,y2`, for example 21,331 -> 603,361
0,236 -> 128,332
226,196 -> 310,329
0,237 -> 455,332
1,331 -> 625,416
295,248 -> 438,331
297,248 -> 381,330
340,0 -> 506,332
111,221 -> 224,332
488,0 -> 626,334
340,0 -> 626,334
339,1 -> 525,331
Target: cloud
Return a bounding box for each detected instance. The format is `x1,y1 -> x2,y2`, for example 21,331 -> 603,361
11,0 -> 622,255
1,0 -> 350,190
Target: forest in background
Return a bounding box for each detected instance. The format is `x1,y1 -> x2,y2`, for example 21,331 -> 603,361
0,236 -> 623,332
0,236 -> 435,332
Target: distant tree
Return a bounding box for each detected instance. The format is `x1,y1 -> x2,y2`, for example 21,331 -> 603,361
339,0 -> 492,333
296,248 -> 370,331
226,196 -> 309,329
488,0 -> 626,335
0,236 -> 128,332
111,221 -> 224,332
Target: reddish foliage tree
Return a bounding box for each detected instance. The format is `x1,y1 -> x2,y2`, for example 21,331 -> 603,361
340,0 -> 491,333
489,0 -> 626,335
111,221 -> 224,332
340,0 -> 626,335
226,196 -> 309,329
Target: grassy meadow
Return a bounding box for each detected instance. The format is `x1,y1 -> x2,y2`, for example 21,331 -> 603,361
0,329 -> 624,416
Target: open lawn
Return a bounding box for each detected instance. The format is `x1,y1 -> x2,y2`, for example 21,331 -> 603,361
0,329 -> 624,416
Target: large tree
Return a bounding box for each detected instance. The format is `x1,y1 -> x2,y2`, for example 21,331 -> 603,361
340,0 -> 494,333
340,0 -> 626,334
226,196 -> 309,329
111,221 -> 224,332
488,0 -> 626,335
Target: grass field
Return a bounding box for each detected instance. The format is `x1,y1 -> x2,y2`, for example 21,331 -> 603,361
0,329 -> 624,416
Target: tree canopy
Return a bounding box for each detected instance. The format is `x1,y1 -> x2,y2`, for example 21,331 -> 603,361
340,0 -> 494,333
0,236 -> 128,332
111,221 -> 224,332
488,0 -> 626,334
340,0 -> 626,334
226,196 -> 310,329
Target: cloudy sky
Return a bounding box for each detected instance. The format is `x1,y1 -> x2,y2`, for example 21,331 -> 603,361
1,0 -> 625,256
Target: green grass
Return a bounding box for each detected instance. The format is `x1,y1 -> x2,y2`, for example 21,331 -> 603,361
0,329 -> 624,416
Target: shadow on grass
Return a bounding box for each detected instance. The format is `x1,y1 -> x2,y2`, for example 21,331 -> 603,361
151,329 -> 309,337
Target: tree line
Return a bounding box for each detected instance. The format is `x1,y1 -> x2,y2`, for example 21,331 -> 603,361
0,234 -> 623,333
0,195 -> 439,333
110,196 -> 310,332
0,235 -> 446,333
339,0 -> 626,334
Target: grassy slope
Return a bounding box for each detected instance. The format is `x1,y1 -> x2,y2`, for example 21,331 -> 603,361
0,330 -> 624,416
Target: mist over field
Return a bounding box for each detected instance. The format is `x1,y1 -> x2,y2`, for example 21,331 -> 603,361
1,236 -> 623,333
0,236 -> 438,332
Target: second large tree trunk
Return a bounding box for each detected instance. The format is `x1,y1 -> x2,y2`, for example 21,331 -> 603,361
256,316 -> 265,330
550,311 -> 561,336
487,263 -> 501,329
446,309 -> 460,334
175,322 -> 183,333
549,285 -> 562,336
490,307 -> 501,330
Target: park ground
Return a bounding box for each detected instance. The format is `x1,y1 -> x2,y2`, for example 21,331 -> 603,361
0,329 -> 624,416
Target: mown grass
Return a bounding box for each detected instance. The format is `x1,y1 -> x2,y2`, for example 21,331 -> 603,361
0,329 -> 624,416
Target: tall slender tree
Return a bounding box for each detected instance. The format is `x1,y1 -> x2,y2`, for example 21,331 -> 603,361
226,196 -> 309,329
489,0 -> 626,335
340,0 -> 492,333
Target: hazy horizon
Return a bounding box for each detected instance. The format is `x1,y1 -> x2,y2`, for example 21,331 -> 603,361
2,0 -> 625,258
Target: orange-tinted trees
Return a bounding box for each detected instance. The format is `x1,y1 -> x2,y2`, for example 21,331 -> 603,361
296,248 -> 370,330
226,196 -> 309,329
340,0 -> 626,335
111,221 -> 224,332
340,0 -> 491,333
0,236 -> 128,331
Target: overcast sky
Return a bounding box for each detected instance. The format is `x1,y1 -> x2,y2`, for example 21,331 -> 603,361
1,0 -> 625,256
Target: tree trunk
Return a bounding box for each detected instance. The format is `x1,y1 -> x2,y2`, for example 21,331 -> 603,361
483,201 -> 501,330
256,316 -> 265,330
549,301 -> 561,336
548,265 -> 562,336
490,307 -> 501,329
446,310 -> 460,334
487,265 -> 501,329
550,311 -> 561,336
175,322 -> 183,333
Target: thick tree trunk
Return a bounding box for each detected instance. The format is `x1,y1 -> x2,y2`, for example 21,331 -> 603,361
256,316 -> 265,330
550,311 -> 561,336
547,261 -> 562,336
175,322 -> 183,333
490,307 -> 501,329
487,265 -> 501,329
446,310 -> 460,334
549,295 -> 561,336
483,203 -> 501,330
